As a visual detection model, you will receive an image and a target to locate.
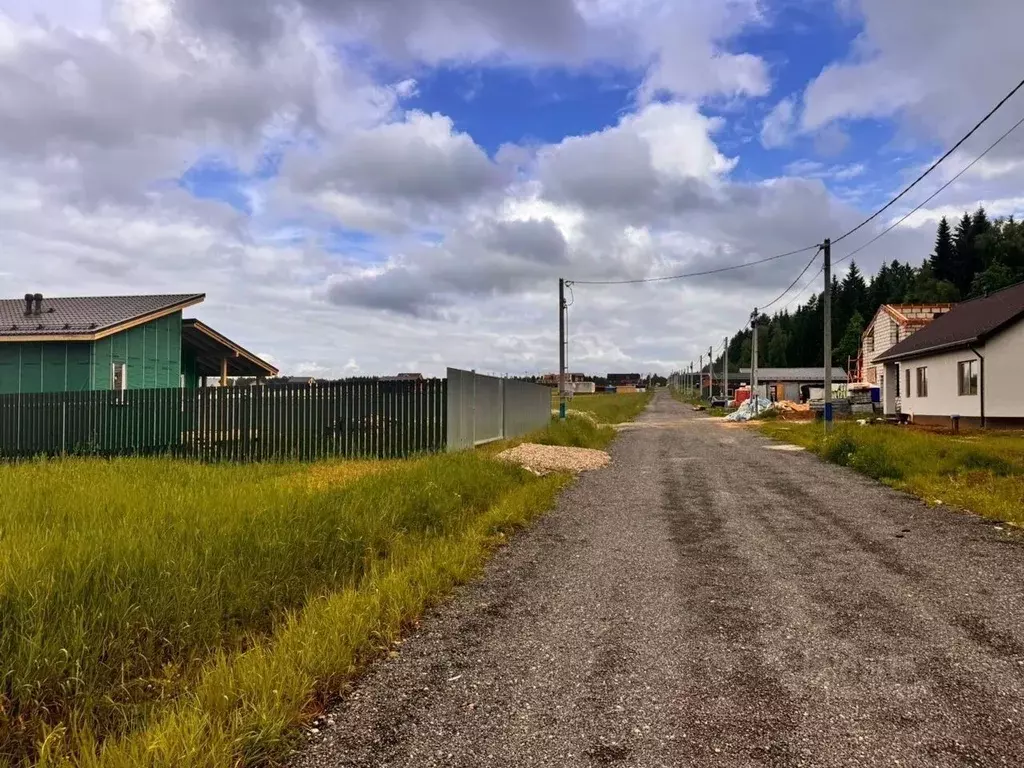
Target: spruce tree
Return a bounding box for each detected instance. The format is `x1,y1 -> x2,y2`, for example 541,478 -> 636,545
952,212 -> 977,296
834,310 -> 865,371
931,216 -> 956,285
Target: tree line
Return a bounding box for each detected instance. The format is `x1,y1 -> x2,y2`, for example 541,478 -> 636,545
715,207 -> 1024,373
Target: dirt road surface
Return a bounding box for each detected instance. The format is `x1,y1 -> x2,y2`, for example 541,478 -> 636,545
294,391 -> 1024,767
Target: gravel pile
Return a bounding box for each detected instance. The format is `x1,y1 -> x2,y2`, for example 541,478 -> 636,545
495,442 -> 610,474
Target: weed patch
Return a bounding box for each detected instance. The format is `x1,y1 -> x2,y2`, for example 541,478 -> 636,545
0,446 -> 570,767
563,392 -> 652,424
759,422 -> 1024,524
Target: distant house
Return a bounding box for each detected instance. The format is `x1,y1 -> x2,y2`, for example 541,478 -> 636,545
873,281 -> 1024,427
607,373 -> 641,387
740,367 -> 848,402
380,372 -> 424,382
858,303 -> 952,387
0,293 -> 277,394
267,376 -> 317,387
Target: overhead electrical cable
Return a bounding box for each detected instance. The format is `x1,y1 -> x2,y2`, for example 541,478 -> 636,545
832,76 -> 1024,246
835,111 -> 1024,266
568,244 -> 820,285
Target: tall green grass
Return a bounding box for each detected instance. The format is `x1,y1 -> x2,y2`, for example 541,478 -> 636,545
533,414 -> 617,450
562,392 -> 652,424
0,453 -> 562,766
760,422 -> 1024,524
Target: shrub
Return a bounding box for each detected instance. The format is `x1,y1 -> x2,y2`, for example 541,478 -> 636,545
849,441 -> 905,481
819,431 -> 857,466
959,449 -> 1019,477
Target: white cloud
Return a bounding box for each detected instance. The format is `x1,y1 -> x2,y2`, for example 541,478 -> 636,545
800,0 -> 1024,149
761,97 -> 796,148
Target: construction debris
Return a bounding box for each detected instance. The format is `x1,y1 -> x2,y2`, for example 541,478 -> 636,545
496,443 -> 611,475
725,396 -> 774,422
775,400 -> 810,413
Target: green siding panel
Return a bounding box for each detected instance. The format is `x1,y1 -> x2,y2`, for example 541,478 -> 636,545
66,344 -> 92,391
125,325 -> 145,389
92,336 -> 112,391
42,344 -> 67,392
20,344 -> 42,394
0,346 -> 21,394
182,345 -> 199,389
3,311 -> 185,393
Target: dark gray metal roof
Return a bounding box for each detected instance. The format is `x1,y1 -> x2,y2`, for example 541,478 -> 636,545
874,280 -> 1024,362
739,367 -> 847,381
0,294 -> 204,338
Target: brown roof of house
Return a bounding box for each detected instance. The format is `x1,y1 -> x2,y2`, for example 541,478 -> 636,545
874,281 -> 1024,362
0,293 -> 205,340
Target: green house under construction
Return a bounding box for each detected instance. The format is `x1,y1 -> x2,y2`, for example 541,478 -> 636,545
0,293 -> 278,394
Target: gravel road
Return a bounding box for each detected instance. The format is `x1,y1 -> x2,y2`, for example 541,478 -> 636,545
294,391 -> 1024,767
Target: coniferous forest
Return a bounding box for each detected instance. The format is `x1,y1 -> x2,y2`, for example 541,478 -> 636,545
718,208 -> 1024,372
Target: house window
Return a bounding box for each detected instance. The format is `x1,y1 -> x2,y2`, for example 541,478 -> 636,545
958,360 -> 978,396
112,362 -> 127,391
916,367 -> 928,398
112,362 -> 127,404
905,369 -> 911,398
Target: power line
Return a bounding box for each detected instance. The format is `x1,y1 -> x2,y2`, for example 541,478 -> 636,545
780,264 -> 824,312
758,247 -> 822,314
833,76 -> 1024,246
835,111 -> 1024,266
568,244 -> 820,285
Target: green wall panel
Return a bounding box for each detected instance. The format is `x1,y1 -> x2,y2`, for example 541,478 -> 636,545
0,346 -> 21,394
66,344 -> 92,391
20,344 -> 42,394
3,311 -> 185,393
182,346 -> 199,389
42,344 -> 67,392
92,336 -> 112,391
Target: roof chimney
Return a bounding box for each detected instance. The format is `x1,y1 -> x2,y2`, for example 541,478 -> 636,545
33,293 -> 42,315
24,293 -> 33,315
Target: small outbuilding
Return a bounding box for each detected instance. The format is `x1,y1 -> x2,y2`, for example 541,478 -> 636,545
740,367 -> 848,402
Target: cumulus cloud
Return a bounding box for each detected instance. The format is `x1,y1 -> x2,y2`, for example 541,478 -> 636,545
800,0 -> 1024,146
172,0 -> 590,62
0,1 -> 403,205
760,97 -> 796,148
537,102 -> 736,219
282,112 -> 502,218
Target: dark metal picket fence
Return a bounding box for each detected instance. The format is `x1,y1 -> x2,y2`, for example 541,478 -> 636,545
0,379 -> 447,461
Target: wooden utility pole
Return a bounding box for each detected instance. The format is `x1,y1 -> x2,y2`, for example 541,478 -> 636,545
823,239 -> 833,429
558,278 -> 566,420
698,354 -> 704,399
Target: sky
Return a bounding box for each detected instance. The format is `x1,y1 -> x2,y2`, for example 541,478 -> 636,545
2,0 -> 1024,378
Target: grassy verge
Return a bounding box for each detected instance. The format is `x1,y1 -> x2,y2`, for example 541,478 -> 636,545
561,392 -> 653,424
759,422 -> 1024,525
0,450 -> 571,767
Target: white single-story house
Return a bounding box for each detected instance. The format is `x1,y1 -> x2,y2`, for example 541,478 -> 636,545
873,281 -> 1024,427
857,303 -> 952,386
